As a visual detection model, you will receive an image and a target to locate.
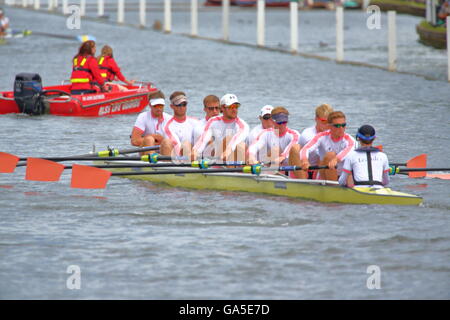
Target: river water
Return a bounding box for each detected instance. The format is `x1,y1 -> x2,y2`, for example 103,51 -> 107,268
0,4 -> 449,299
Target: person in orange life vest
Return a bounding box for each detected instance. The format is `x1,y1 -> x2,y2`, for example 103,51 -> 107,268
97,45 -> 135,91
70,40 -> 106,95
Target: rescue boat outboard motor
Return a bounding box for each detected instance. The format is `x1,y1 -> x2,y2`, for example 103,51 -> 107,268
14,73 -> 45,115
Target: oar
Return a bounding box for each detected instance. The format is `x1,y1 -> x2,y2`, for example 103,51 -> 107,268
22,30 -> 96,42
69,164 -> 330,189
0,146 -> 160,172
391,167 -> 450,180
389,154 -> 449,179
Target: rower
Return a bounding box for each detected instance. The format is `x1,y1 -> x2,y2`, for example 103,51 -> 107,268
248,106 -> 301,169
248,105 -> 274,162
0,8 -> 9,37
160,91 -> 200,159
193,95 -> 221,157
70,40 -> 106,95
130,91 -> 171,154
97,45 -> 135,91
193,93 -> 249,162
299,111 -> 356,181
298,103 -> 334,178
339,125 -> 390,188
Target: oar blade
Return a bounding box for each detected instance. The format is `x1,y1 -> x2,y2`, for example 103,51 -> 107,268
25,158 -> 65,181
0,152 -> 20,173
71,164 -> 112,189
406,154 -> 427,178
426,173 -> 450,180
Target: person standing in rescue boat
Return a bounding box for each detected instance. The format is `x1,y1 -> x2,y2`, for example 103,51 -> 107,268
70,40 -> 106,95
97,45 -> 135,91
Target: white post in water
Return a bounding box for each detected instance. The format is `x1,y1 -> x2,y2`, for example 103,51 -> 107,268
98,0 -> 104,17
34,0 -> 40,10
362,0 -> 370,10
290,0 -> 298,53
336,6 -> 344,62
80,0 -> 85,17
223,0 -> 230,41
387,11 -> 396,72
139,0 -> 146,27
118,0 -> 125,24
447,16 -> 450,82
22,0 -> 27,7
62,0 -> 68,14
191,0 -> 198,36
164,0 -> 172,33
257,0 -> 265,47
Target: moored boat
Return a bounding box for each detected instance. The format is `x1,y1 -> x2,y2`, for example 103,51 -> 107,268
0,73 -> 159,117
99,160 -> 423,206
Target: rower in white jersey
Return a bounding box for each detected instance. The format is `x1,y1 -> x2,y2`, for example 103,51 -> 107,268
339,125 -> 390,188
299,111 -> 356,181
130,91 -> 171,155
193,93 -> 249,162
193,95 -> 221,158
193,95 -> 221,142
248,105 -> 274,162
298,103 -> 334,178
160,91 -> 200,159
248,106 -> 300,167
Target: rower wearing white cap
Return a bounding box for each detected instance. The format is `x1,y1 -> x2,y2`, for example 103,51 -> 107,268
248,106 -> 301,167
160,91 -> 200,158
248,105 -> 274,162
130,91 -> 171,154
193,93 -> 249,162
339,125 -> 390,188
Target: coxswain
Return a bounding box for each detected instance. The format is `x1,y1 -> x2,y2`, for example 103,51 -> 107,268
299,111 -> 356,181
70,40 -> 106,95
160,91 -> 200,159
97,45 -> 135,91
338,125 -> 390,188
193,93 -> 249,162
130,91 -> 171,154
248,106 -> 301,170
0,8 -> 10,37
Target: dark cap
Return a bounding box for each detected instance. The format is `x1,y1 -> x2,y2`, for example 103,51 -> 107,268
356,125 -> 376,141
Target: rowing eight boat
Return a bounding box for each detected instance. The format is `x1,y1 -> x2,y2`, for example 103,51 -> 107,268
99,160 -> 423,206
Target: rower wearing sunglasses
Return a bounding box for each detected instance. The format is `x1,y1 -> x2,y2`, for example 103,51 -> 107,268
247,107 -> 300,168
248,105 -> 275,162
160,91 -> 200,158
338,125 -> 390,188
299,111 -> 356,181
298,103 -> 334,178
193,93 -> 249,162
193,95 -> 221,143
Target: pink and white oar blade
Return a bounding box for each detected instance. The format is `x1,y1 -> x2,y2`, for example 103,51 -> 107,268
25,158 -> 65,181
406,154 -> 427,178
71,164 -> 112,189
426,173 -> 450,180
0,152 -> 20,173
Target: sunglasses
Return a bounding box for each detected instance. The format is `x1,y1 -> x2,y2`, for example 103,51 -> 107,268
331,123 -> 347,128
262,115 -> 271,120
174,102 -> 187,107
152,104 -> 164,108
276,121 -> 288,125
224,104 -> 240,109
206,106 -> 220,110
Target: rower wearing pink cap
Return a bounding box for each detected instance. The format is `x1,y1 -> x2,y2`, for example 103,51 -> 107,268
130,91 -> 171,154
193,93 -> 249,162
160,91 -> 200,159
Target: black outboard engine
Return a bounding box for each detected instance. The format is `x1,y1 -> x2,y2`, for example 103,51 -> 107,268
14,73 -> 45,115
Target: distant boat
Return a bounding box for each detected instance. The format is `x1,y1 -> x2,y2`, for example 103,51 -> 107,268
205,0 -> 289,7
